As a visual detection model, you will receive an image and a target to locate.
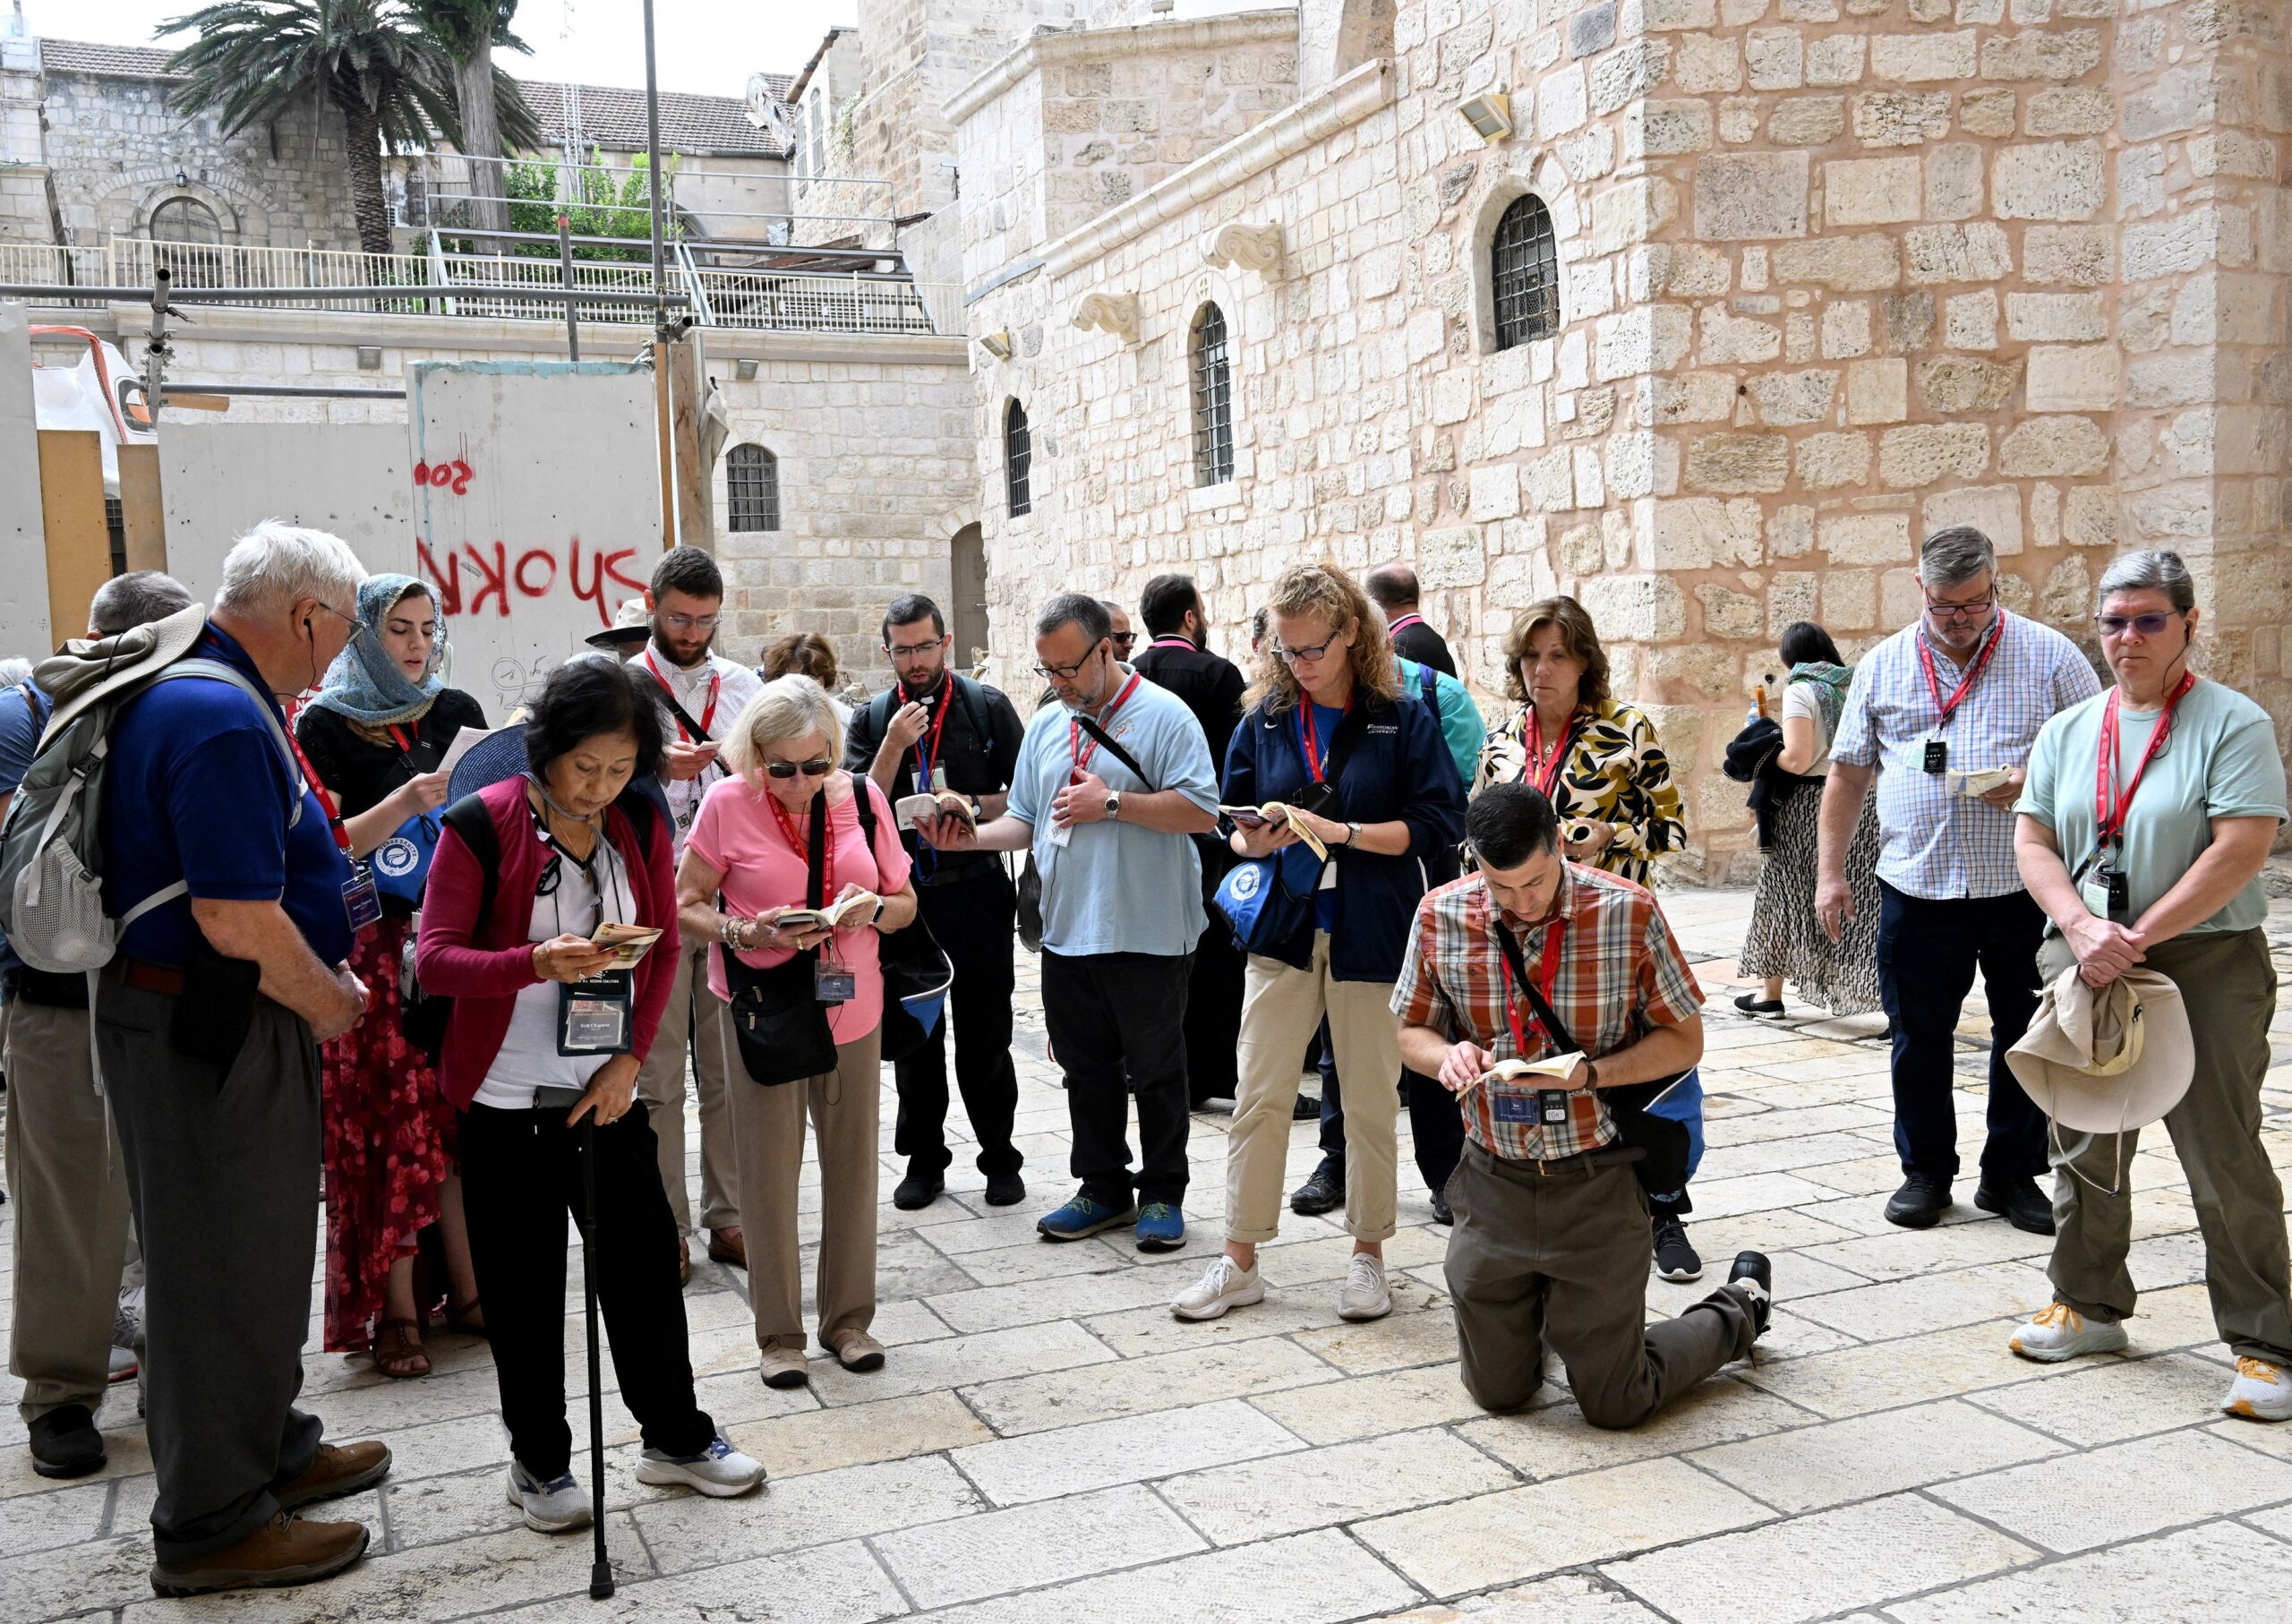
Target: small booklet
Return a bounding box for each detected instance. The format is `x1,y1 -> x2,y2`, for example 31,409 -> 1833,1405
435,725 -> 495,782
896,791 -> 977,833
771,892 -> 880,934
1947,765 -> 2017,799
588,921 -> 663,970
1218,800 -> 1329,860
1479,1050 -> 1586,1087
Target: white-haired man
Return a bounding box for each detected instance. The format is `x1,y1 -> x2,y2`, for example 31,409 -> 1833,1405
95,522 -> 391,1597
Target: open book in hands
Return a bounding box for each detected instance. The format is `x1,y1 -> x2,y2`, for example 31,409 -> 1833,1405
895,791 -> 977,833
1218,800 -> 1329,860
1465,1050 -> 1586,1093
771,892 -> 880,935
588,921 -> 663,971
1946,765 -> 2017,799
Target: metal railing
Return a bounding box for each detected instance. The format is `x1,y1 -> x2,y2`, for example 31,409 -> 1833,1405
4,236 -> 962,338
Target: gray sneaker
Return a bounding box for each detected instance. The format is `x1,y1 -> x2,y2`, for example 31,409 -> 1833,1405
1170,1255 -> 1263,1321
1338,1252 -> 1391,1322
634,1433 -> 765,1498
505,1461 -> 592,1534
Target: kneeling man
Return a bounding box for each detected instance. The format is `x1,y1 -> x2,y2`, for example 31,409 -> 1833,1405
1394,782 -> 1773,1426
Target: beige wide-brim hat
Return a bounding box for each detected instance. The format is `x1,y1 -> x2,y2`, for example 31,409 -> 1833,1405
2007,963 -> 2194,1134
585,595 -> 652,651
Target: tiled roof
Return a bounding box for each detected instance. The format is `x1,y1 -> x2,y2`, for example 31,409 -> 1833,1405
36,38 -> 793,158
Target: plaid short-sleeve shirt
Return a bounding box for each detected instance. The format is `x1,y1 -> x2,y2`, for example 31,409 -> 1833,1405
1390,866 -> 1704,1161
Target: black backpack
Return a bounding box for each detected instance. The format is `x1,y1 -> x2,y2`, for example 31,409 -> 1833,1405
867,673 -> 998,770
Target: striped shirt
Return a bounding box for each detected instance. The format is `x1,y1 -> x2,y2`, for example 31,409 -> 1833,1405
1830,610 -> 2100,901
1390,866 -> 1703,1162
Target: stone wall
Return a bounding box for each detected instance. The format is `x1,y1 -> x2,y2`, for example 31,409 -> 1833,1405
0,41 -> 48,243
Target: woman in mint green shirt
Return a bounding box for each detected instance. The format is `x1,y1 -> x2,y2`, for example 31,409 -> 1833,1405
2008,549 -> 2291,1421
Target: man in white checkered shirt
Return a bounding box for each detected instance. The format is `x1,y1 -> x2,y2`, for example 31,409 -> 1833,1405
1816,526 -> 2102,1236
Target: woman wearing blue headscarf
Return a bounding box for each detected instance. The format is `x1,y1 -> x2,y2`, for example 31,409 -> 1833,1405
295,574 -> 488,1378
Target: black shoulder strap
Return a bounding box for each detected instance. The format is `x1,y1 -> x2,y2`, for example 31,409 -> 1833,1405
869,685 -> 898,741
952,673 -> 994,756
851,774 -> 878,845
1419,662 -> 1440,712
1493,917 -> 1578,1056
657,686 -> 713,745
1073,712 -> 1156,791
1291,702 -> 1370,789
441,795 -> 501,934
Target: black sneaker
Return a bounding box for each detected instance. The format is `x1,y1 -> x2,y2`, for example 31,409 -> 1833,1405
1726,1252 -> 1774,1338
1429,1185 -> 1454,1227
1974,1175 -> 2056,1235
892,1171 -> 945,1211
1292,1092 -> 1321,1121
1652,1213 -> 1703,1282
1732,992 -> 1785,1020
29,1404 -> 105,1479
1884,1175 -> 1952,1229
983,1171 -> 1026,1208
1288,1159 -> 1344,1216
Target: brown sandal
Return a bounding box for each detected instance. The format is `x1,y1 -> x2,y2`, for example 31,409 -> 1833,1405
443,1294 -> 488,1339
372,1317 -> 431,1379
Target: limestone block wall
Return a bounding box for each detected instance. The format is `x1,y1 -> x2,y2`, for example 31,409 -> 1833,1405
1,50 -> 48,244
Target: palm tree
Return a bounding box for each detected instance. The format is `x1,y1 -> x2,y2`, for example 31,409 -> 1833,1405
160,0 -> 462,256
409,0 -> 538,239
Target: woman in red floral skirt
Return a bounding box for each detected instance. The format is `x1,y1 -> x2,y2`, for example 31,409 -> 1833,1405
295,575 -> 488,1376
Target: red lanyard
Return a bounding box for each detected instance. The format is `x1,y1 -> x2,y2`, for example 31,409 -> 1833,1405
1916,616 -> 2006,730
2094,672 -> 2195,847
1500,916 -> 1569,1057
1070,672 -> 1142,781
1524,710 -> 1578,799
286,731 -> 351,853
1147,636 -> 1196,653
911,680 -> 954,787
1388,613 -> 1424,635
643,650 -> 720,740
1296,697 -> 1350,783
765,792 -> 832,898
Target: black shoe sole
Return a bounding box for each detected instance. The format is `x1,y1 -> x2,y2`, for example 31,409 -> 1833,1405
30,1449 -> 107,1480
982,1181 -> 1026,1208
150,1528 -> 371,1598
1973,1186 -> 2057,1235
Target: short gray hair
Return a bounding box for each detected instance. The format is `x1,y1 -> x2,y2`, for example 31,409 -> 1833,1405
215,520 -> 366,617
90,569 -> 193,637
1919,526 -> 1997,588
2096,549 -> 2196,614
1036,593 -> 1112,645
721,674 -> 844,781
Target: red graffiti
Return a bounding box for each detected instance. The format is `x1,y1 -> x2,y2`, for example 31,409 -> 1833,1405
418,537 -> 646,626
413,458 -> 475,494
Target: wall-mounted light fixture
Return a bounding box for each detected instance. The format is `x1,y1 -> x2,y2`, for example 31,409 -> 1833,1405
175,167 -> 189,188
734,357 -> 758,380
977,330 -> 1013,361
1456,92 -> 1512,145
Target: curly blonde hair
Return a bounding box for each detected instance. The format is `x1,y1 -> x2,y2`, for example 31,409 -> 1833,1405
1244,562 -> 1403,714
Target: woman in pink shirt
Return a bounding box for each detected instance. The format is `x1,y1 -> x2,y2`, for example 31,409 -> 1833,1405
677,674 -> 918,1389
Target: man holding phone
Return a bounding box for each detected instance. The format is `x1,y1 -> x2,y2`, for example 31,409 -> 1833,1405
632,548 -> 762,1277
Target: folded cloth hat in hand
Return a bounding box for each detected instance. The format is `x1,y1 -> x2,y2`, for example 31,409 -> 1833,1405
2007,963 -> 2194,1136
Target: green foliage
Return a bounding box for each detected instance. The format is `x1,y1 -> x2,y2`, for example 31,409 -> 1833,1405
160,0 -> 460,149
454,148 -> 681,261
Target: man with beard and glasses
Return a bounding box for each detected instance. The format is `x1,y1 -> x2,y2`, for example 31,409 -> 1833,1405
631,547 -> 763,1281
845,594 -> 1025,1211
919,594 -> 1218,1252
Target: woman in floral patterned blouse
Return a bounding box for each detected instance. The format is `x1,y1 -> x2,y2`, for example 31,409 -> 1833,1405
1475,596 -> 1688,885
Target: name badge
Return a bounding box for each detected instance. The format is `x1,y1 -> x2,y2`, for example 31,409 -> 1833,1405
1922,739 -> 1948,775
931,762 -> 950,794
342,862 -> 383,933
1490,1090 -> 1540,1122
815,960 -> 857,1004
2080,867 -> 2128,922
557,972 -> 633,1056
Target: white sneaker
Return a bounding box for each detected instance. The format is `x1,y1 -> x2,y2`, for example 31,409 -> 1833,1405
1338,1252 -> 1392,1322
2222,1357 -> 2292,1422
2008,1302 -> 2130,1363
506,1460 -> 593,1533
107,1345 -> 140,1384
634,1432 -> 766,1497
1171,1255 -> 1263,1321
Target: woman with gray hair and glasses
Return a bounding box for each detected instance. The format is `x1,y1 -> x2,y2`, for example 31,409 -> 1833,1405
2006,549 -> 2292,1420
676,675 -> 918,1389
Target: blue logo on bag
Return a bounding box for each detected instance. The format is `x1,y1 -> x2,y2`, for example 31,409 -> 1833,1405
1228,865 -> 1262,901
370,811 -> 441,904
374,836 -> 422,879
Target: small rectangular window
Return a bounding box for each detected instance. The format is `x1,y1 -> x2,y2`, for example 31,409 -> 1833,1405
726,443 -> 780,532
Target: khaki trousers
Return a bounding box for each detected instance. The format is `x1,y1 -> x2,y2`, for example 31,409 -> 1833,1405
723,1015 -> 881,1353
1227,934 -> 1400,1244
1445,1141 -> 1757,1426
2047,927 -> 2292,1364
4,998 -> 133,1421
637,942 -> 739,1234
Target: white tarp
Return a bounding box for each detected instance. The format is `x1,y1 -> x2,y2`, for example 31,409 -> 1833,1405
0,304 -> 55,654
158,423 -> 414,606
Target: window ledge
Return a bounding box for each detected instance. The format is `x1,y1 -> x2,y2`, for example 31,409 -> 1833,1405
1187,481 -> 1243,514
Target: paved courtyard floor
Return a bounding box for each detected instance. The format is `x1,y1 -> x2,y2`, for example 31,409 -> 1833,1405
4,885 -> 2292,1622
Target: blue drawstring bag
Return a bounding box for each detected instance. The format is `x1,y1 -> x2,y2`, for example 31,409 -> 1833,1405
1212,842 -> 1321,955
369,810 -> 441,904
1639,1066 -> 1705,1198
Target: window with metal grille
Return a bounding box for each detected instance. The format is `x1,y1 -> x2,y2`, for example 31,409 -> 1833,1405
725,443 -> 780,532
1005,398 -> 1032,517
1191,303 -> 1234,486
1491,193 -> 1560,349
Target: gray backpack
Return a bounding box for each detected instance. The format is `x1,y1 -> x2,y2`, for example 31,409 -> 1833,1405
0,604 -> 304,973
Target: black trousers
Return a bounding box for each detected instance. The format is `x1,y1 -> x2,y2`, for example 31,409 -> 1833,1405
1184,918 -> 1247,1105
895,868 -> 1022,1179
96,979 -> 325,1565
1316,1030 -> 1467,1196
459,1101 -> 715,1480
1040,949 -> 1193,1209
1876,880 -> 2048,1184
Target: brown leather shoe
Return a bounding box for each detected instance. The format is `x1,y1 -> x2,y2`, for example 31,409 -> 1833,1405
707,1227 -> 748,1269
149,1513 -> 369,1597
274,1440 -> 392,1512
828,1329 -> 885,1372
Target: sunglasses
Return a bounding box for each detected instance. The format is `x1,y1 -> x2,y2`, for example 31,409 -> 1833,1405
764,758 -> 835,779
2095,611 -> 2185,637
1110,632 -> 1137,653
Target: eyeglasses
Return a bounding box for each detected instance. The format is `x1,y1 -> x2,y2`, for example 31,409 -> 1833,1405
2095,611 -> 2185,637
885,637 -> 947,660
1274,636 -> 1339,664
658,611 -> 721,633
1110,631 -> 1136,654
763,757 -> 835,779
1031,642 -> 1107,682
1923,590 -> 1997,624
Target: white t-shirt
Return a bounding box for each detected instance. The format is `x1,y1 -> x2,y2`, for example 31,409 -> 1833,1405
473,821 -> 636,1110
1783,680 -> 1833,775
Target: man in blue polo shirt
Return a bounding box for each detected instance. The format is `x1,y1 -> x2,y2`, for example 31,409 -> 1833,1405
95,522 -> 390,1599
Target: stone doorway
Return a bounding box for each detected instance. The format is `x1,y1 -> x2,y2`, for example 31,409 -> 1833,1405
950,522 -> 988,670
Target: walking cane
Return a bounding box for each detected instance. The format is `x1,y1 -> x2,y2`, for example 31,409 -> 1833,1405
578,1112 -> 614,1600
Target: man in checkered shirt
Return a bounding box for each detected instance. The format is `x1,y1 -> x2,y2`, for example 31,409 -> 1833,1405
1393,783 -> 1773,1425
1817,526 -> 2102,1236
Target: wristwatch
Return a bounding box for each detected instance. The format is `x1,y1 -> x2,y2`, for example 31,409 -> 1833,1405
868,897 -> 886,929
1104,791 -> 1122,821
1346,821 -> 1362,848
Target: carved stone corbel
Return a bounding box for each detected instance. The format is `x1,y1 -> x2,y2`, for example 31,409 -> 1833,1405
1068,291 -> 1140,345
1201,221 -> 1284,279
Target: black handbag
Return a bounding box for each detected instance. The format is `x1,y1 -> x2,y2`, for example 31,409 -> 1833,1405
722,790 -> 839,1088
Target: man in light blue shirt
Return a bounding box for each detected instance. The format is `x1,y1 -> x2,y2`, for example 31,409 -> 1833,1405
922,594 -> 1218,1252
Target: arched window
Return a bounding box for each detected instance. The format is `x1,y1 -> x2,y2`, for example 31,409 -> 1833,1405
1190,303 -> 1234,487
725,443 -> 780,532
1005,398 -> 1032,518
149,196 -> 223,244
1491,193 -> 1559,349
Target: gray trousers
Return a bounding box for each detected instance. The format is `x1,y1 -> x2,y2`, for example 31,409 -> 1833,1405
95,977 -> 324,1564
2048,927 -> 2292,1364
1445,1141 -> 1757,1427
4,997 -> 133,1420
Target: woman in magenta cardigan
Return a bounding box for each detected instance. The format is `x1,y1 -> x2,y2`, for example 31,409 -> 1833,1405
416,657 -> 763,1534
